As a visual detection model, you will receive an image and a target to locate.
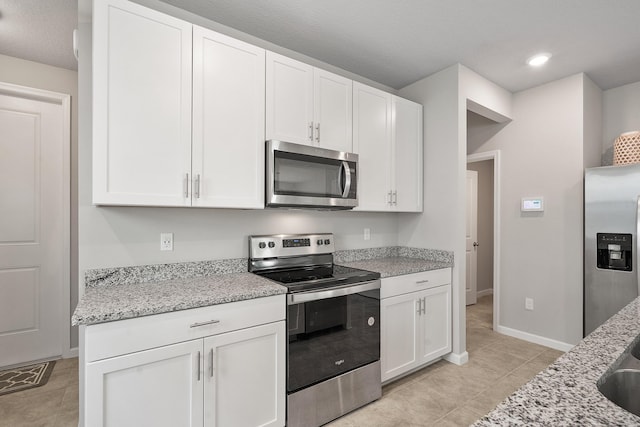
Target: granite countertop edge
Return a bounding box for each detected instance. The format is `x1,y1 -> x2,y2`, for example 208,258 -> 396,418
72,272 -> 287,327
473,297 -> 640,425
73,247 -> 454,327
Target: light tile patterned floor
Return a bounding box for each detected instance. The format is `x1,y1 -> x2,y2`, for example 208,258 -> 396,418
0,357 -> 78,427
0,296 -> 563,426
327,295 -> 564,426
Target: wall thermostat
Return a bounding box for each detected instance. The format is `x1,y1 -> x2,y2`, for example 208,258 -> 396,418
521,197 -> 544,212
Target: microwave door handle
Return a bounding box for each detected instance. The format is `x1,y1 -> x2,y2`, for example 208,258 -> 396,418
341,161 -> 352,198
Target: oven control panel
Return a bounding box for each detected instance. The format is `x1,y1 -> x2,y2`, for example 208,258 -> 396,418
249,234 -> 334,259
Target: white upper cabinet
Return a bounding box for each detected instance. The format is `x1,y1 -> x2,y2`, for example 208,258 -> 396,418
353,82 -> 423,212
392,96 -> 423,212
192,26 -> 265,209
93,0 -> 193,206
313,69 -> 353,152
266,52 -> 353,152
93,0 -> 265,208
353,82 -> 393,211
266,52 -> 314,145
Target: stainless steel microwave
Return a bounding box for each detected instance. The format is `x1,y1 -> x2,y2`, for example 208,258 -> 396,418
266,140 -> 358,209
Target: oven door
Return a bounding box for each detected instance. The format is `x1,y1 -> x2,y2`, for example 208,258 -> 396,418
266,140 -> 357,209
286,280 -> 380,393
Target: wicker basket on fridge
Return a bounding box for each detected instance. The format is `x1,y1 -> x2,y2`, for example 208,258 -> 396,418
614,131 -> 640,165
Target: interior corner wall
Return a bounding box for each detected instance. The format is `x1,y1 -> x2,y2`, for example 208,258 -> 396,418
468,74 -> 586,346
602,80 -> 640,164
0,54 -> 80,350
583,75 -> 603,168
397,64 -> 465,357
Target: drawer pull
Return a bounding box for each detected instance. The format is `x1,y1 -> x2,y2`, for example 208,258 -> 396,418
190,320 -> 220,328
416,279 -> 430,286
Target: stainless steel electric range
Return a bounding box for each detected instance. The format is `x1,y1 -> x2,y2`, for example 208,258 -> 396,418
249,233 -> 381,427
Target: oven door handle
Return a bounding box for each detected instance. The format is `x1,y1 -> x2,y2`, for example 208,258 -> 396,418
288,279 -> 380,304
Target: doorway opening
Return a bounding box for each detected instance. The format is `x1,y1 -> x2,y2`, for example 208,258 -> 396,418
466,151 -> 500,336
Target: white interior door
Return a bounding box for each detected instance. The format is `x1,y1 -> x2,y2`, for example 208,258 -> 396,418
466,170 -> 478,305
0,85 -> 69,367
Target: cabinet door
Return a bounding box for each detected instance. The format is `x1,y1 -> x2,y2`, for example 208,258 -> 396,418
93,0 -> 192,206
418,285 -> 452,363
381,292 -> 420,382
204,321 -> 285,427
393,96 -> 423,212
353,82 -> 392,211
85,340 -> 203,427
313,69 -> 352,152
192,27 -> 265,208
266,52 -> 314,145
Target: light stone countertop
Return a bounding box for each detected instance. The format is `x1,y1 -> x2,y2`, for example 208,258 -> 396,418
337,257 -> 451,278
72,247 -> 453,327
72,272 -> 286,326
474,297 -> 640,426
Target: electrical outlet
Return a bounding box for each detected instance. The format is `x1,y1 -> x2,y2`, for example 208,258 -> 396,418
364,228 -> 371,241
160,233 -> 173,251
525,297 -> 534,311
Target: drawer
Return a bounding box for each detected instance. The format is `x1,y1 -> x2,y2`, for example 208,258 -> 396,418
381,268 -> 451,299
85,294 -> 285,362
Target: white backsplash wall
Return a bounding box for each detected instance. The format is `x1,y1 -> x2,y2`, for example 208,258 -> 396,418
79,206 -> 399,272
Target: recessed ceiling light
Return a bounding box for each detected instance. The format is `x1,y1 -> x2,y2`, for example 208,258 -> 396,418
527,53 -> 551,67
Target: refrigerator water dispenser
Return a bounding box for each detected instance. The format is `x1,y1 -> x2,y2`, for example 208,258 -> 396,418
597,233 -> 633,271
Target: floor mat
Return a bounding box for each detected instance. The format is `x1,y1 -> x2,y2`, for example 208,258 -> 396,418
0,361 -> 56,396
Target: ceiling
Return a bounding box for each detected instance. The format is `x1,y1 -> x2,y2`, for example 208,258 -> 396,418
2,0 -> 640,93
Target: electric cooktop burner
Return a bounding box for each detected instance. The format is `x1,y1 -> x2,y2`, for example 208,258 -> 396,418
255,264 -> 380,293
248,233 -> 380,293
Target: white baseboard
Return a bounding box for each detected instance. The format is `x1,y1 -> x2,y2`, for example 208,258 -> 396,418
63,347 -> 79,359
496,325 -> 574,352
444,351 -> 469,365
476,289 -> 494,298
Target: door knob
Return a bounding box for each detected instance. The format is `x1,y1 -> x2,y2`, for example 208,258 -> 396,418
473,242 -> 479,247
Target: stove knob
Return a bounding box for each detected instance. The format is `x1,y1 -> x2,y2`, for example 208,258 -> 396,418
268,241 -> 275,248
258,242 -> 266,249
317,239 -> 323,246
324,239 -> 331,245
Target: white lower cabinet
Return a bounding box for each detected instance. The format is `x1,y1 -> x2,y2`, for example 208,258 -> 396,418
86,340 -> 204,427
204,323 -> 285,427
82,296 -> 285,427
380,269 -> 452,383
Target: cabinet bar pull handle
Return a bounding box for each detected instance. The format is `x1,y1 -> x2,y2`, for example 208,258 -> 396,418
184,173 -> 189,198
194,174 -> 200,199
197,351 -> 201,381
422,297 -> 426,315
209,349 -> 214,378
388,191 -> 392,205
416,279 -> 429,286
190,320 -> 220,328
308,122 -> 314,141
393,191 -> 397,205
315,123 -> 320,143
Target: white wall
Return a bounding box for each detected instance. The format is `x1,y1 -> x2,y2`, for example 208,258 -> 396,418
466,157 -> 494,294
0,53 -> 79,351
584,77 -> 603,169
397,65 -> 465,360
602,81 -> 640,165
468,74 -> 601,348
398,64 -> 512,363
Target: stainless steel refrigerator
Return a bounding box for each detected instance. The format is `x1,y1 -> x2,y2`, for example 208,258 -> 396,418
584,163 -> 640,336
